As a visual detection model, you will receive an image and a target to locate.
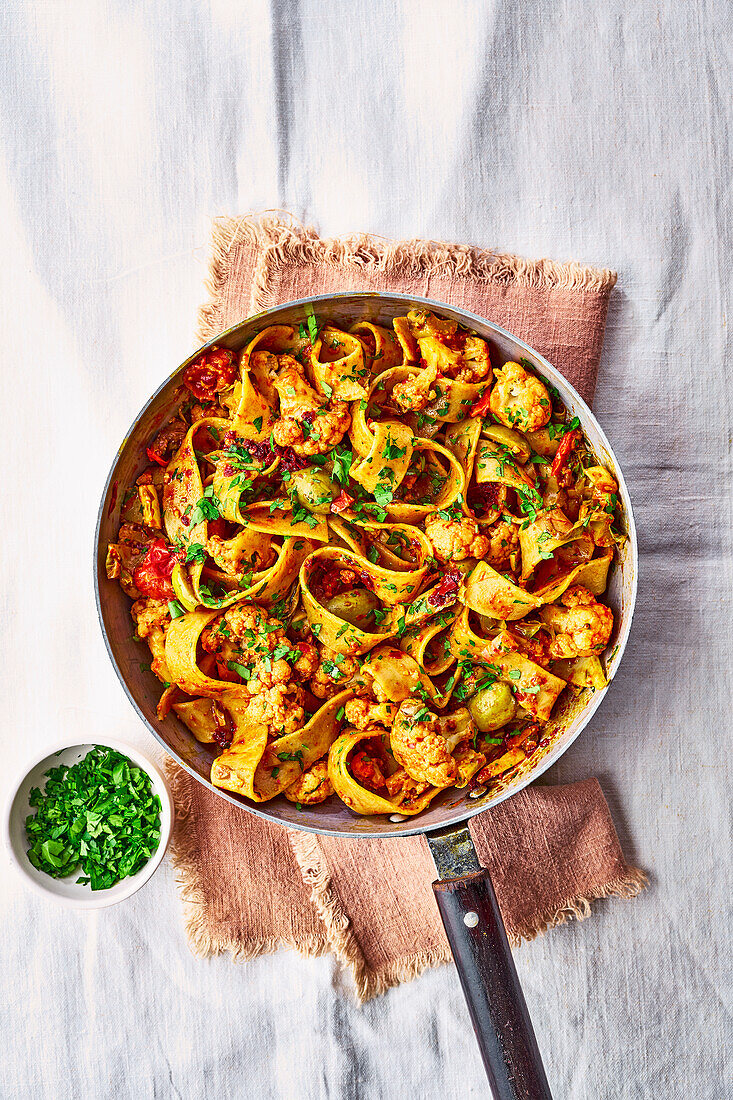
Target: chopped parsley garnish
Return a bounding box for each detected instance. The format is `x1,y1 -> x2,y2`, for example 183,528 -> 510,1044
332,445 -> 353,485
190,486 -> 221,526
25,747 -> 161,890
277,749 -> 305,769
373,484 -> 394,507
227,660 -> 252,680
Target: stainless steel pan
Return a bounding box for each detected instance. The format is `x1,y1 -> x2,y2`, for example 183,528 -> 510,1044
95,293 -> 637,1099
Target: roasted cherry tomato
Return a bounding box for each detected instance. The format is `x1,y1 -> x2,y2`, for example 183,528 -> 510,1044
549,429 -> 580,477
132,539 -> 181,600
182,347 -> 238,402
350,749 -> 386,791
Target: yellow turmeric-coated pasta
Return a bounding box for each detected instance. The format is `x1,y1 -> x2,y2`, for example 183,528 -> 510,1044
107,307 -> 623,816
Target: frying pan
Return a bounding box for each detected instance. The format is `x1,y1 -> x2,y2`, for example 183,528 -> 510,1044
95,293 -> 637,1098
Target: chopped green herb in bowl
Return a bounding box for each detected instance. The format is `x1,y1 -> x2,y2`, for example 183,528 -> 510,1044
4,739 -> 174,908
25,747 -> 162,890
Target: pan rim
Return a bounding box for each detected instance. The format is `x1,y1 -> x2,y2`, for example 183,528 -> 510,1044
94,291 -> 638,839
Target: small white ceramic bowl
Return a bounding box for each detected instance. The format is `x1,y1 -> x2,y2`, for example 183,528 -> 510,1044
3,738 -> 174,909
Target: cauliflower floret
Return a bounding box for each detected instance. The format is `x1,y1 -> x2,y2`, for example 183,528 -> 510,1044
455,335 -> 492,384
424,514 -> 490,564
405,311 -> 492,385
343,697 -> 397,730
202,603 -> 286,663
384,768 -> 431,803
207,533 -> 276,578
392,365 -> 438,413
390,699 -> 459,788
540,585 -> 613,658
489,361 -> 551,433
309,645 -> 359,699
245,683 -> 305,737
270,355 -> 350,456
200,603 -> 307,731
484,518 -> 519,569
131,598 -> 171,638
247,658 -> 293,692
291,640 -> 320,682
283,759 -> 334,804
131,599 -> 173,683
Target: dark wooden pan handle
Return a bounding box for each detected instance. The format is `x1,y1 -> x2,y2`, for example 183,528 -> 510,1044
433,869 -> 553,1100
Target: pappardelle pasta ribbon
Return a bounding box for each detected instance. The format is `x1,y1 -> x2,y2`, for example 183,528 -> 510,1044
106,306 -> 624,817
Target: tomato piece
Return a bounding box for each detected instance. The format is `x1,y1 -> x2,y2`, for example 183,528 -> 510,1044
146,446 -> 167,467
467,481 -> 503,518
215,658 -> 242,684
469,388 -> 492,418
312,565 -> 358,601
182,347 -> 238,402
549,429 -> 580,478
330,490 -> 354,514
429,570 -> 462,609
350,750 -> 386,791
132,539 -> 181,600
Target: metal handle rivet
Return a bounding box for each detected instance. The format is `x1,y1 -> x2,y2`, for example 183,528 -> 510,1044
464,911 -> 479,928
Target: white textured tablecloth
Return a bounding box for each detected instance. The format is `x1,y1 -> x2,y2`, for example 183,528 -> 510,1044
2,3 -> 731,1097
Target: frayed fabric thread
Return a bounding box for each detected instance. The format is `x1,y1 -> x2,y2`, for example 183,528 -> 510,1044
287,830 -> 453,1002
285,830 -> 646,1003
167,766 -> 647,1002
197,211 -> 617,343
512,868 -> 649,947
165,761 -> 326,963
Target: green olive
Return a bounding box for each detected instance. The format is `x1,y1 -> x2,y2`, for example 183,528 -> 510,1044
468,682 -> 516,732
482,425 -> 531,463
292,466 -> 337,514
325,589 -> 381,630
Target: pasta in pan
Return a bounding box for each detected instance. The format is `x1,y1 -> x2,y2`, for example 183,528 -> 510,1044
106,308 -> 623,817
